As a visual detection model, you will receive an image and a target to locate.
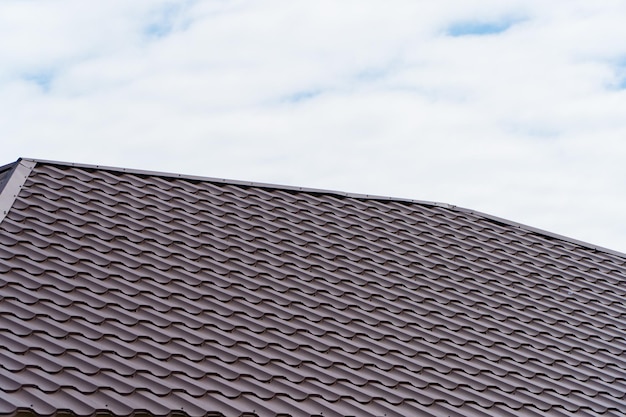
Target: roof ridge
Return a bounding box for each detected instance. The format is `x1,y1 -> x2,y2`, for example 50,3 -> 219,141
16,157 -> 626,259
453,206 -> 626,259
0,158 -> 36,224
19,157 -> 453,206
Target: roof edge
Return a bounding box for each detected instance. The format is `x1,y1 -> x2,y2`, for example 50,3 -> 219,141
19,157 -> 455,207
452,206 -> 626,259
18,157 -> 626,259
0,158 -> 37,224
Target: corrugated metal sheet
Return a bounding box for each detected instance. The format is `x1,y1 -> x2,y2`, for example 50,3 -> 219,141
1,158 -> 625,417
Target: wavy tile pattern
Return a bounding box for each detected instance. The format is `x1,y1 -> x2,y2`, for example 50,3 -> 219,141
1,160 -> 626,417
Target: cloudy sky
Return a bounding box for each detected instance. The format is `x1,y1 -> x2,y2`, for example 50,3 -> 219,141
2,0 -> 626,253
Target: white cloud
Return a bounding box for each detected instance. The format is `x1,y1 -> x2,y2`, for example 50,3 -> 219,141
2,0 -> 626,252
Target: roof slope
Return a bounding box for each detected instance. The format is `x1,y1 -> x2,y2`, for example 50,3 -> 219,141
1,158 -> 626,417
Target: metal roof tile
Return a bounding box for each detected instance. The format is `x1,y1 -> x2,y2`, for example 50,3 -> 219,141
2,159 -> 626,417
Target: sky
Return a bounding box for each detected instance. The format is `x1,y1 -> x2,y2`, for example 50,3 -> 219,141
2,0 -> 626,253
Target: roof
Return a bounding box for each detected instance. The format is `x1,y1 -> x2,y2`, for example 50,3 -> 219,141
1,157 -> 625,417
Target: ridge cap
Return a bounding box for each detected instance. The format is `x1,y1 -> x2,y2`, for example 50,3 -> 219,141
451,205 -> 626,259
18,157 -> 453,207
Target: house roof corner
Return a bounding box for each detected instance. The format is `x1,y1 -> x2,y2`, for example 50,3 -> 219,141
0,158 -> 37,224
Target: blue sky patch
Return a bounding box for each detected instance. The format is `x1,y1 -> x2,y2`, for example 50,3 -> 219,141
615,59 -> 626,89
285,90 -> 321,103
144,2 -> 190,38
602,58 -> 626,90
24,71 -> 54,92
354,58 -> 402,84
447,18 -> 520,37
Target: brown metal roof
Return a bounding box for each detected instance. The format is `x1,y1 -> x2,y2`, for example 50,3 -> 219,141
1,157 -> 625,417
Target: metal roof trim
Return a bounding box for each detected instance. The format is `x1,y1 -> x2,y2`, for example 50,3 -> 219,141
17,157 -> 626,259
19,158 -> 453,207
0,158 -> 36,225
451,205 -> 626,259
